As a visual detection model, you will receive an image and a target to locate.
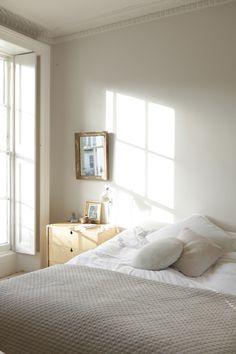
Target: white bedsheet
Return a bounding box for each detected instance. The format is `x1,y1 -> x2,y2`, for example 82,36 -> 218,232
68,226 -> 236,296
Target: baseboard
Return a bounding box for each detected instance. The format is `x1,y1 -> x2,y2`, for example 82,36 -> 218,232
16,252 -> 41,272
0,251 -> 16,278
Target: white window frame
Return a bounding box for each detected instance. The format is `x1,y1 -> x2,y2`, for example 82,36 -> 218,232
0,25 -> 50,267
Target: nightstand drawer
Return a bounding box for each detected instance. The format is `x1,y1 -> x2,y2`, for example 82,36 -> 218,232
49,243 -> 80,265
49,227 -> 79,249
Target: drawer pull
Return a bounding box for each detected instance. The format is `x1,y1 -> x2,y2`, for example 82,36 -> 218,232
70,231 -> 73,235
70,248 -> 73,252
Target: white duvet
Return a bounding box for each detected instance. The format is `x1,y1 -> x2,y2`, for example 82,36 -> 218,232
68,225 -> 236,296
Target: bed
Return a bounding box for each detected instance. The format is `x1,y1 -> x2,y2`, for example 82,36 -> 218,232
1,214 -> 236,354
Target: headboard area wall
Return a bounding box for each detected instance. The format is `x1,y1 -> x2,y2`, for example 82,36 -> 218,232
51,2 -> 236,230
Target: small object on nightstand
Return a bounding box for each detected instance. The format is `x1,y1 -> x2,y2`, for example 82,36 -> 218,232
67,212 -> 79,223
79,215 -> 97,224
79,215 -> 89,224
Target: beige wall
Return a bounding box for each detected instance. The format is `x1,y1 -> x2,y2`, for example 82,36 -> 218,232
51,2 -> 236,230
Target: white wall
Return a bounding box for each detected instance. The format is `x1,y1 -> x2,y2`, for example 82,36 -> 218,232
51,2 -> 236,231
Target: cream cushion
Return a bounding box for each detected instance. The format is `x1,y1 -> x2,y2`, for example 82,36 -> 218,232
174,228 -> 223,277
132,238 -> 183,271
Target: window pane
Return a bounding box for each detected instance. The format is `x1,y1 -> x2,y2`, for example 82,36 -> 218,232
15,158 -> 34,208
0,152 -> 8,198
15,202 -> 34,245
0,199 -> 9,245
15,157 -> 35,249
14,52 -> 36,255
0,57 -> 9,249
15,110 -> 35,159
0,59 -> 4,105
0,106 -> 7,151
15,59 -> 35,160
15,64 -> 35,115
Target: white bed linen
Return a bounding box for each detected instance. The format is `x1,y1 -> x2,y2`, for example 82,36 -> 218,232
68,227 -> 236,296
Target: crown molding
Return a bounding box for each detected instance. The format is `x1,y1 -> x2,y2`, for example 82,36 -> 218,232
0,0 -> 234,45
0,6 -> 52,44
53,0 -> 235,43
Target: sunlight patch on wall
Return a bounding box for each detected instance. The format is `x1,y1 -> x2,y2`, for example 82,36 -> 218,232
115,141 -> 145,196
116,93 -> 145,148
110,189 -> 134,227
147,153 -> 174,209
148,102 -> 175,159
106,90 -> 175,226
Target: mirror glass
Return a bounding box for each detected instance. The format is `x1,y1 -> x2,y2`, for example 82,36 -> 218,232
75,131 -> 108,180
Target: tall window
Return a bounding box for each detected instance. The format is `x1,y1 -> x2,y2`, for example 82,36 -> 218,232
0,53 -> 36,254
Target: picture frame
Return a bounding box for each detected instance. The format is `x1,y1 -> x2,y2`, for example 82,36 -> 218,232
85,201 -> 102,224
75,131 -> 109,180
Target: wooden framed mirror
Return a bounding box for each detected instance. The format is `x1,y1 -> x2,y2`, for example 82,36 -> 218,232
75,131 -> 109,180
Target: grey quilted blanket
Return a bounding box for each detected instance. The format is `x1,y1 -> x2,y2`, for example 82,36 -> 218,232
0,265 -> 236,354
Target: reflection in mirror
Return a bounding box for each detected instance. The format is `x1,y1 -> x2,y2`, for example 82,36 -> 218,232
75,131 -> 109,180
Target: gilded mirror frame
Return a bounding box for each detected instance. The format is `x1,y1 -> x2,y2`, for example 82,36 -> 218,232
75,131 -> 109,180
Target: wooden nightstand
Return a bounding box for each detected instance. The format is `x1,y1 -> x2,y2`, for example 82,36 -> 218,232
47,223 -> 120,266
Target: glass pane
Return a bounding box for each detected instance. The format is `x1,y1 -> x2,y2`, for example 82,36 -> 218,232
0,57 -> 9,248
15,110 -> 35,159
0,199 -> 9,245
15,202 -> 34,245
15,158 -> 34,208
0,152 -> 8,198
15,157 -> 35,246
0,106 -> 7,151
15,63 -> 35,115
15,58 -> 35,160
14,53 -> 36,255
0,59 -> 4,105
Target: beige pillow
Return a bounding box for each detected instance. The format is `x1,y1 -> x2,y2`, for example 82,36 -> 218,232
173,228 -> 223,277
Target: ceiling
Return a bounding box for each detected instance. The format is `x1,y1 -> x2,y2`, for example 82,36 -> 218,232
0,0 -> 233,43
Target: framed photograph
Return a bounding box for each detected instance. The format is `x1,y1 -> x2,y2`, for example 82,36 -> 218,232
85,201 -> 102,224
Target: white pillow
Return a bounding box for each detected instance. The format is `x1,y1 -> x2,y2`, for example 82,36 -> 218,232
116,221 -> 170,248
147,214 -> 236,252
132,238 -> 183,271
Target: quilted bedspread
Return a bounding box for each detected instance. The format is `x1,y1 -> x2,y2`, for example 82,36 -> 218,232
0,264 -> 236,354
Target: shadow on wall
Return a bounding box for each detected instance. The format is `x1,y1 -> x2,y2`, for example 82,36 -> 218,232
106,90 -> 175,228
